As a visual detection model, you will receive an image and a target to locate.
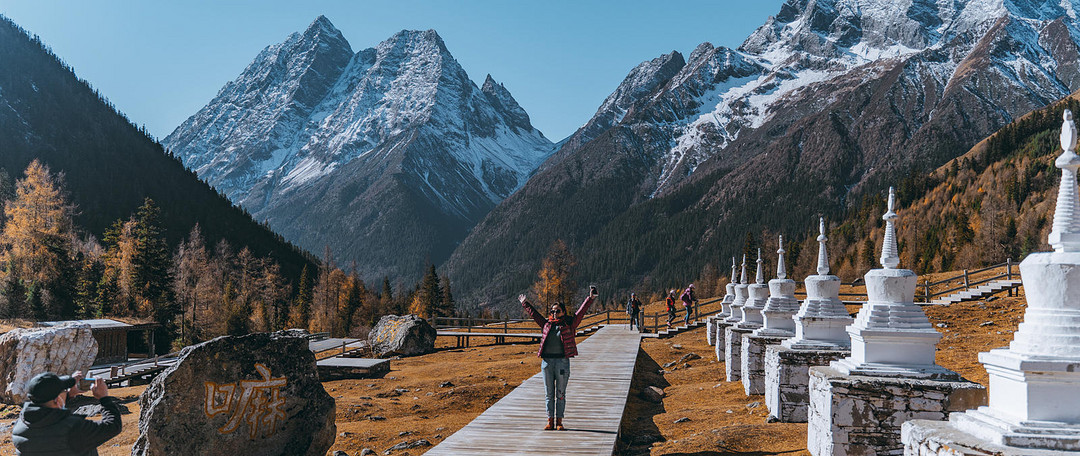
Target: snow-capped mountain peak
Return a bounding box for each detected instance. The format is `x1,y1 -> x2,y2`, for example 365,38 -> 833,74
164,20 -> 553,280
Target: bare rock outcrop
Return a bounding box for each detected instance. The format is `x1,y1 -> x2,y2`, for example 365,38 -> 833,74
368,315 -> 436,357
132,331 -> 335,456
0,323 -> 97,405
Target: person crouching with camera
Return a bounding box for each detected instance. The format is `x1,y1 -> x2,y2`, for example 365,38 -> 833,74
520,286 -> 598,431
11,371 -> 122,455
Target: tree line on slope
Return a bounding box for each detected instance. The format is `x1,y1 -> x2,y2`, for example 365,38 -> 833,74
0,161 -> 471,351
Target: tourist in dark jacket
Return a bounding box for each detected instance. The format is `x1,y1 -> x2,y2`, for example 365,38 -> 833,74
626,293 -> 642,332
12,371 -> 122,456
521,286 -> 598,431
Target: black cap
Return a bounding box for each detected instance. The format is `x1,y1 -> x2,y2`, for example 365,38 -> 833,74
26,372 -> 76,404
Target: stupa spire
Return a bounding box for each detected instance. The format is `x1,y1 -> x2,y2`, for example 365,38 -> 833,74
1050,109 -> 1080,253
777,235 -> 787,280
817,217 -> 830,275
731,257 -> 738,284
740,254 -> 747,284
755,248 -> 764,284
880,187 -> 900,269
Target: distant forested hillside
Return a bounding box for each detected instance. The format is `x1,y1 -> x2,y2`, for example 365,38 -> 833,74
0,15 -> 315,282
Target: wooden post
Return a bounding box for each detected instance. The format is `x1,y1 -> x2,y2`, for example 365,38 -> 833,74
924,280 -> 931,302
342,341 -> 346,356
963,270 -> 970,288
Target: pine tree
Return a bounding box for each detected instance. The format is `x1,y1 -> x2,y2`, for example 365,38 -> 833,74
289,265 -> 313,330
380,277 -> 394,316
132,198 -> 176,351
410,264 -> 443,319
74,258 -> 103,318
440,277 -> 456,319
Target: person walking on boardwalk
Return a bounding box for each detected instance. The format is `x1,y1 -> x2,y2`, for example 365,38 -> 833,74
681,284 -> 698,325
520,285 -> 598,431
665,289 -> 678,328
626,293 -> 643,332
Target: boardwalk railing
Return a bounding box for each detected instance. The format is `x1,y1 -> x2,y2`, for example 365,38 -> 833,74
919,259 -> 1017,302
434,296 -> 725,337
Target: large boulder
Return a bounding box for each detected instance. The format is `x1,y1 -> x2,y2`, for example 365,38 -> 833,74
368,315 -> 436,357
0,323 -> 97,405
132,331 -> 335,456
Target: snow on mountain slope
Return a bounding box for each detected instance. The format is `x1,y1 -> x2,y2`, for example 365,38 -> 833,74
165,17 -> 553,280
554,0 -> 1080,197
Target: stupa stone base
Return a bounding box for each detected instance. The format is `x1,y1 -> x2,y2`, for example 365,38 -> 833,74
742,333 -> 788,395
902,419 -> 1080,455
807,366 -> 986,456
725,326 -> 754,382
715,319 -> 737,361
764,344 -> 849,423
706,315 -> 726,346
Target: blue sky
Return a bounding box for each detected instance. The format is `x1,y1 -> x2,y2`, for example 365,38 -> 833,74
0,0 -> 786,142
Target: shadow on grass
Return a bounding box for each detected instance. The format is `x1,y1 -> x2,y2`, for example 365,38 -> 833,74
616,346 -> 670,454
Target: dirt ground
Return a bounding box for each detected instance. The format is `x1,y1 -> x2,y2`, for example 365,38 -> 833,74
0,285 -> 1026,455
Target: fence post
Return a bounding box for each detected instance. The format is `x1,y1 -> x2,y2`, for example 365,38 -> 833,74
1006,258 -> 1013,296
963,270 -> 970,288
503,321 -> 508,334
924,280 -> 931,302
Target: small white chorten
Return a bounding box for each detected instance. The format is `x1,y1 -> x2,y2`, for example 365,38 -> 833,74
718,257 -> 737,318
725,255 -> 749,324
947,109 -> 1080,451
754,235 -> 799,337
782,217 -> 853,350
831,188 -> 955,379
736,248 -> 768,330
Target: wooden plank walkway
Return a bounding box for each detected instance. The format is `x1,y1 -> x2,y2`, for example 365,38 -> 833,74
426,324 -> 643,455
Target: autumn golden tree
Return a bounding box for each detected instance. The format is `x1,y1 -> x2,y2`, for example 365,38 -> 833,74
1,160 -> 77,319
533,239 -> 577,307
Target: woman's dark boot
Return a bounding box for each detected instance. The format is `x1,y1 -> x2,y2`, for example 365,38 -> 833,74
544,418 -> 555,430
555,418 -> 565,431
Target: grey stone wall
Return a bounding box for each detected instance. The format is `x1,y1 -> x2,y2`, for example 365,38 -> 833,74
715,321 -> 735,362
764,345 -> 849,422
725,327 -> 753,382
742,333 -> 787,395
807,366 -> 986,456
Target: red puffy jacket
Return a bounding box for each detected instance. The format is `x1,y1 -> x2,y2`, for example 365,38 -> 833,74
522,295 -> 595,358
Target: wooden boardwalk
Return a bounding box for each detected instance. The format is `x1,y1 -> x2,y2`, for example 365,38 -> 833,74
426,324 -> 643,455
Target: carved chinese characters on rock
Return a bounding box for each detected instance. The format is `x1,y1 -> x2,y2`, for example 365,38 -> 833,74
204,363 -> 288,440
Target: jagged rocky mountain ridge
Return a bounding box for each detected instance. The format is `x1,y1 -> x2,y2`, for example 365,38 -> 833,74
446,0 -> 1080,310
166,17 -> 553,281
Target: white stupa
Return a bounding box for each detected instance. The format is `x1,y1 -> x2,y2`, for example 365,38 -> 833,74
948,109 -> 1080,451
754,235 -> 799,337
831,188 -> 955,379
736,249 -> 768,330
718,257 -> 737,319
781,217 -> 853,350
724,255 -> 749,324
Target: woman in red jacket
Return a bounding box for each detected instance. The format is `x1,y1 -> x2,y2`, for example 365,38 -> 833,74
520,286 -> 598,431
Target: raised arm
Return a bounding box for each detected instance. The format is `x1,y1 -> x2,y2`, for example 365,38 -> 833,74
520,294 -> 546,327
571,286 -> 599,329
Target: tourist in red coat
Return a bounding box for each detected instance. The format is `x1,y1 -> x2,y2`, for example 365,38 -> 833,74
520,286 -> 598,431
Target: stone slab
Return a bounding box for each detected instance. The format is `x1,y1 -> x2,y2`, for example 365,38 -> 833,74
807,366 -> 986,456
764,345 -> 849,423
902,419 -> 1080,456
742,333 -> 787,396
